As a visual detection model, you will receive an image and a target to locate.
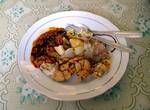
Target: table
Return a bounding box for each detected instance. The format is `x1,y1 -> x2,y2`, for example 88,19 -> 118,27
0,0 -> 150,110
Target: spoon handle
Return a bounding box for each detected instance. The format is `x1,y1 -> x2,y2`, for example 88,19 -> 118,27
93,36 -> 133,53
93,31 -> 142,38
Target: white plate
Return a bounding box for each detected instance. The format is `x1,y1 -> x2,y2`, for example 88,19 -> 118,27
18,11 -> 129,101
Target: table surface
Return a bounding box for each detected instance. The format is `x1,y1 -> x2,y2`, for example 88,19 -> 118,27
0,0 -> 150,110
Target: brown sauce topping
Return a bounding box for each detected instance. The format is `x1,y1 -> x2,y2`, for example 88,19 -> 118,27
30,27 -> 66,67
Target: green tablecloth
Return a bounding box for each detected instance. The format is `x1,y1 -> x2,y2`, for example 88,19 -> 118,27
0,0 -> 150,110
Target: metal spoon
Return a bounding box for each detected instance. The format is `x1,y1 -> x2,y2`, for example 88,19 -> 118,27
66,24 -> 142,38
65,24 -> 133,53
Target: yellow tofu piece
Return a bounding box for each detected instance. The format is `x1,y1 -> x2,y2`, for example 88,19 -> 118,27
70,39 -> 84,48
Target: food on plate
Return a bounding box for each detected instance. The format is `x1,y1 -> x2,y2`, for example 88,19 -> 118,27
92,59 -> 111,78
54,45 -> 65,55
30,27 -> 111,82
70,38 -> 84,48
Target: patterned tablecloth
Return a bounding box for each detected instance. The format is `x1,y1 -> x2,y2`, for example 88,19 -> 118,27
0,0 -> 150,110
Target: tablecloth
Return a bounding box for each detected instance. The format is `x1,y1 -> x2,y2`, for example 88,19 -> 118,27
0,0 -> 150,110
